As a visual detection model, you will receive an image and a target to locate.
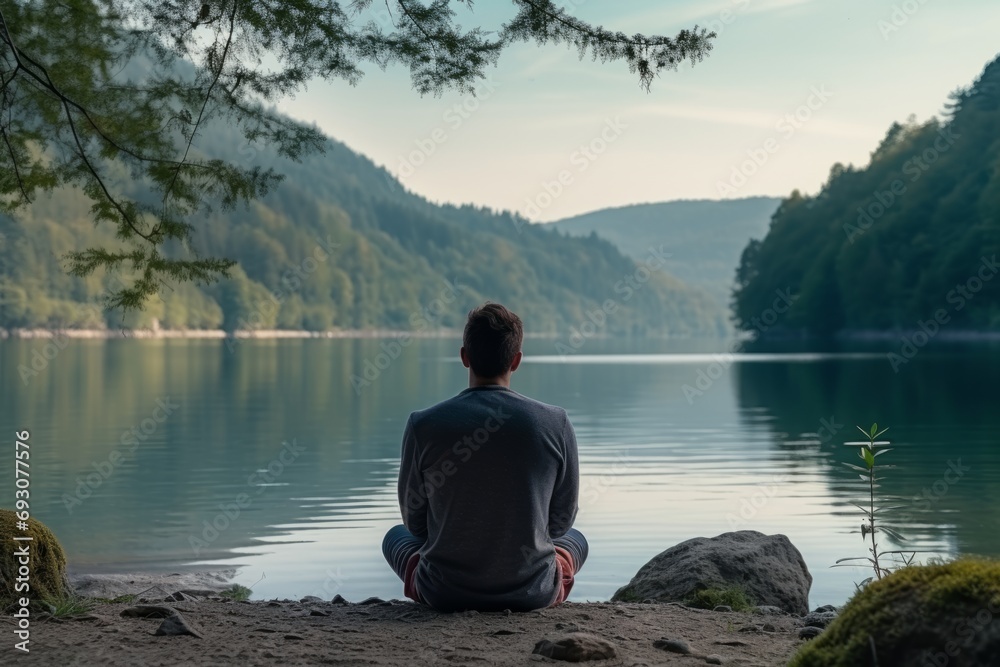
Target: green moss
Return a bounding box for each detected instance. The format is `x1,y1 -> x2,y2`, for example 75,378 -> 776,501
684,585 -> 756,612
0,509 -> 71,605
91,594 -> 138,605
790,559 -> 1000,667
614,586 -> 643,603
220,584 -> 252,601
40,593 -> 95,617
613,582 -> 756,611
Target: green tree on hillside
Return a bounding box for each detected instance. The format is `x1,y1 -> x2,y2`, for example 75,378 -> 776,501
0,0 -> 715,311
732,55 -> 1000,337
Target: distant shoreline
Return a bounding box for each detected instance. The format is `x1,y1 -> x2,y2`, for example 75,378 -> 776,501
1,327 -> 453,340
0,327 -> 563,340
750,329 -> 1000,342
839,329 -> 1000,341
4,326 -> 999,342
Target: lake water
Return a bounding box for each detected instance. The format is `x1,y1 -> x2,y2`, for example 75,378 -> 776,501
2,336 -> 999,607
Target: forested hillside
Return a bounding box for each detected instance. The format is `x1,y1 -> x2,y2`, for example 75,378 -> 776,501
549,197 -> 780,309
732,55 -> 1000,336
0,114 -> 725,336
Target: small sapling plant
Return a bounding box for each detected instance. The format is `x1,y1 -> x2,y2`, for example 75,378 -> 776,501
833,423 -> 917,588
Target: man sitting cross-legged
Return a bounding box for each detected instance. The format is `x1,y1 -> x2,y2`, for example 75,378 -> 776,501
382,302 -> 588,612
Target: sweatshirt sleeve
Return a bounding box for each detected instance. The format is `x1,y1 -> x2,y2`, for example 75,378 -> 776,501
398,415 -> 428,539
548,410 -> 580,539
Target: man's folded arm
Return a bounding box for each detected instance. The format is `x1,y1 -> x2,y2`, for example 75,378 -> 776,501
548,412 -> 580,539
398,415 -> 428,539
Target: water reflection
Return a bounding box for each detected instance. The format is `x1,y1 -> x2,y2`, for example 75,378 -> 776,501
1,337 -> 997,607
734,343 -> 1000,560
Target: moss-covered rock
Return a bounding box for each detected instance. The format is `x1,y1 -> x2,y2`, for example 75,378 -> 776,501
0,509 -> 72,602
790,559 -> 1000,667
685,584 -> 756,612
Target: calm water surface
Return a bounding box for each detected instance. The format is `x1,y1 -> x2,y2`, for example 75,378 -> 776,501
2,337 -> 998,607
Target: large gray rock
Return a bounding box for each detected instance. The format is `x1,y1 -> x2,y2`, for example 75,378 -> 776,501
611,531 -> 812,615
801,610 -> 838,628
72,569 -> 236,599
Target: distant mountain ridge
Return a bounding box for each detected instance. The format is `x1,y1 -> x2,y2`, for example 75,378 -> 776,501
547,197 -> 782,310
0,107 -> 726,336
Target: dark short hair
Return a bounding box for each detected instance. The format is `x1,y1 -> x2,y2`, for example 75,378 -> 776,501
463,303 -> 523,378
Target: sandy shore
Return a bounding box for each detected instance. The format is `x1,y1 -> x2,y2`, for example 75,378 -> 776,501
3,596 -> 804,666
0,571 -> 809,665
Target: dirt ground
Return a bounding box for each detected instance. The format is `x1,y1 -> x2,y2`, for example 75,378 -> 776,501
3,595 -> 806,666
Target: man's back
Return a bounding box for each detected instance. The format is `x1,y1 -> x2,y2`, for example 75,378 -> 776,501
399,385 -> 579,612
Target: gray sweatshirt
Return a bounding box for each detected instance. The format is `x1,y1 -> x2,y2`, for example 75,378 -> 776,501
398,385 -> 579,612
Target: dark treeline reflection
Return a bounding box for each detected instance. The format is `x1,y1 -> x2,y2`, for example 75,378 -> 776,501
733,340 -> 1000,559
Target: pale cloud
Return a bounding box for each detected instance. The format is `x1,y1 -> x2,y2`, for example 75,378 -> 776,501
629,102 -> 879,140
519,100 -> 879,140
617,0 -> 819,32
744,0 -> 817,15
516,49 -> 572,80
281,0 -> 998,216
633,102 -> 781,129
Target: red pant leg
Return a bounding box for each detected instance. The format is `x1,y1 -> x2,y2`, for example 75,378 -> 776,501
403,552 -> 423,603
549,546 -> 576,607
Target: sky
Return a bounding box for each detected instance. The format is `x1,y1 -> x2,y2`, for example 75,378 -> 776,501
274,0 -> 1000,223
